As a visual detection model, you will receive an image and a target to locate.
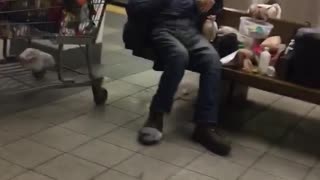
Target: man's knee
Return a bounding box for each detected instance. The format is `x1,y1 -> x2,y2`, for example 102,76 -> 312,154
166,48 -> 189,70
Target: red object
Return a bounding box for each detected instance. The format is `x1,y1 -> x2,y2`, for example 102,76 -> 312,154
48,1 -> 64,32
77,0 -> 88,6
253,44 -> 263,55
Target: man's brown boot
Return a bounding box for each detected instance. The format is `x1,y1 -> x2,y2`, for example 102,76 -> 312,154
193,125 -> 231,156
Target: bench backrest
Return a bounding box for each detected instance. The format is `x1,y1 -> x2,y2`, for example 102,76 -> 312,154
217,8 -> 308,44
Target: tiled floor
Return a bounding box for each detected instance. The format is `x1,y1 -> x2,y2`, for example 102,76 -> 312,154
0,11 -> 320,180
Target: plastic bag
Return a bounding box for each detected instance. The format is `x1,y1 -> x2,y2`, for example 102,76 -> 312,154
18,48 -> 55,73
61,0 -> 96,35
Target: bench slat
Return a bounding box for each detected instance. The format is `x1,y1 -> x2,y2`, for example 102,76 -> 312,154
223,68 -> 320,105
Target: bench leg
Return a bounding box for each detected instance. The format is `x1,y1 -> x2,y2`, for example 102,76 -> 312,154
219,80 -> 249,130
221,80 -> 249,105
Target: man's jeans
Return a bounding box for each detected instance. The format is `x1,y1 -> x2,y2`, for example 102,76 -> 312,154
150,19 -> 222,125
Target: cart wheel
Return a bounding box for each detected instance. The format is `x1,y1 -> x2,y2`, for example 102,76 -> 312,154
92,78 -> 108,105
32,70 -> 46,80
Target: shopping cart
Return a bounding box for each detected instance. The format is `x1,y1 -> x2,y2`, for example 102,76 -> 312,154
0,0 -> 109,105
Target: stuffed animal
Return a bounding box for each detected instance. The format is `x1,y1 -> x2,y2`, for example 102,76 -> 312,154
202,16 -> 218,42
248,3 -> 282,20
235,49 -> 258,73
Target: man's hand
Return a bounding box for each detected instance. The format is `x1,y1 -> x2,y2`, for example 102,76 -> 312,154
196,0 -> 215,13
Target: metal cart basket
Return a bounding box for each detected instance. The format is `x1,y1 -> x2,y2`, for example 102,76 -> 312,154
0,0 -> 109,105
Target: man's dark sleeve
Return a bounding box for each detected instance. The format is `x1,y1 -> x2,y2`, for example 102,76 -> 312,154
209,0 -> 224,16
127,0 -> 169,19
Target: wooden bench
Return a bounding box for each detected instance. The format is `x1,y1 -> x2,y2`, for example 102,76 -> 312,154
217,8 -> 320,105
128,8 -> 320,105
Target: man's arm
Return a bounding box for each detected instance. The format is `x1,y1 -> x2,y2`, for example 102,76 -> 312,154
198,0 -> 224,29
208,0 -> 224,16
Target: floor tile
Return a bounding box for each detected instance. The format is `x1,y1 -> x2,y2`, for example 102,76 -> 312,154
226,144 -> 263,167
307,106 -> 320,119
80,106 -> 140,126
103,27 -> 119,35
166,129 -> 207,153
247,88 -> 282,106
102,43 -> 123,52
102,60 -> 153,80
100,128 -> 144,152
72,140 -> 134,167
169,169 -> 216,180
123,115 -> 148,132
305,162 -> 320,180
240,169 -> 284,180
244,108 -> 302,141
104,12 -> 126,29
295,107 -> 320,139
0,139 -> 60,168
121,70 -> 161,87
0,159 -> 25,180
169,100 -> 196,124
254,154 -> 309,180
104,32 -> 123,47
114,154 -> 181,180
20,104 -> 83,125
102,80 -> 144,103
269,145 -> 318,167
30,126 -> 91,152
174,71 -> 200,102
11,171 -> 53,180
280,131 -> 320,157
272,97 -> 315,116
0,117 -> 53,138
50,94 -> 95,115
36,154 -> 106,180
112,96 -> 150,115
220,100 -> 265,128
296,119 -> 320,140
141,141 -> 202,167
227,132 -> 271,153
60,115 -> 118,138
0,130 -> 21,147
95,170 -> 138,180
186,153 -> 247,180
131,88 -> 156,102
101,51 -> 133,66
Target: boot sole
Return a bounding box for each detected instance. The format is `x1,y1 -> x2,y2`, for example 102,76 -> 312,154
192,133 -> 231,156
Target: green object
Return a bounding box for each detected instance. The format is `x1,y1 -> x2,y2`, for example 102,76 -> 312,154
256,26 -> 264,34
238,43 -> 245,49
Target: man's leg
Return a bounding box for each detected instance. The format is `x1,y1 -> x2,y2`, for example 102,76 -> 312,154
186,32 -> 231,156
139,29 -> 189,145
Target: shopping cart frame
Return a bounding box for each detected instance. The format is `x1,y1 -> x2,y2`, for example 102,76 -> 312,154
0,0 -> 110,105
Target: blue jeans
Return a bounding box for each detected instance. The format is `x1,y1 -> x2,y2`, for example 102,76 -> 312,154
150,19 -> 222,125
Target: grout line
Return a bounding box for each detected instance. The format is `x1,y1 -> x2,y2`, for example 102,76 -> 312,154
302,159 -> 319,180
165,150 -> 209,180
238,104 -> 318,179
238,94 -> 283,127
7,169 -> 59,180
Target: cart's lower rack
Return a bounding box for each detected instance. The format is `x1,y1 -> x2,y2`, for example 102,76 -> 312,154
0,62 -> 95,96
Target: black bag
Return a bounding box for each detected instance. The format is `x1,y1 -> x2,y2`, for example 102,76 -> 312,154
287,28 -> 320,88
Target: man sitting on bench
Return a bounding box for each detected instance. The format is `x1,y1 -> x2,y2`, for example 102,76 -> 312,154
138,0 -> 231,156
